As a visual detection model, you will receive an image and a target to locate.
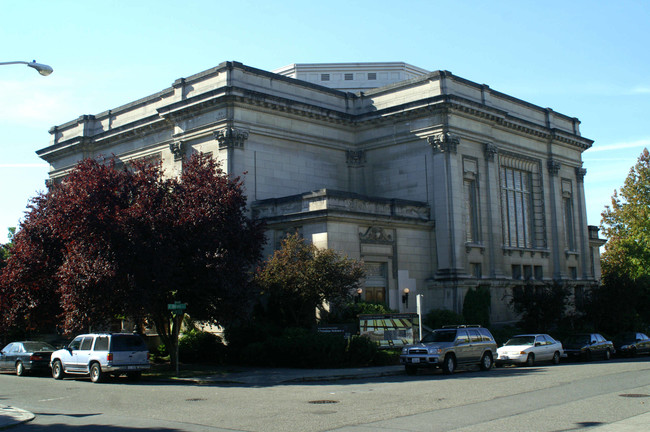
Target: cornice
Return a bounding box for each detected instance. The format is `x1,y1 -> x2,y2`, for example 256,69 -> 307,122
42,83 -> 593,162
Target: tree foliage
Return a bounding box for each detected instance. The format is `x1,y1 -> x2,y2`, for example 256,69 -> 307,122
0,154 -> 265,366
254,233 -> 365,329
462,286 -> 491,327
593,148 -> 650,332
509,282 -> 571,333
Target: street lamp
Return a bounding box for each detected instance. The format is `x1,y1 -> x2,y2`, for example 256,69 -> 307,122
0,60 -> 53,76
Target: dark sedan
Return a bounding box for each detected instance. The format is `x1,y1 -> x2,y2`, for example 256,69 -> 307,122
0,341 -> 55,376
562,333 -> 614,361
613,332 -> 650,357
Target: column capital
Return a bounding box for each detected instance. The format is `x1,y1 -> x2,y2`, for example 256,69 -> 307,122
575,167 -> 587,183
427,132 -> 459,154
214,127 -> 249,150
346,150 -> 366,167
169,140 -> 185,161
547,159 -> 561,176
484,142 -> 498,161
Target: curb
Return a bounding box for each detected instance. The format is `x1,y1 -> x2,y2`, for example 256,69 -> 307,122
0,405 -> 35,430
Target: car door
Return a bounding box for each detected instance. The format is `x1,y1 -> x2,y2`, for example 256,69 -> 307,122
454,329 -> 471,364
64,336 -> 83,371
593,334 -> 606,357
0,343 -> 15,370
467,329 -> 484,362
74,336 -> 95,372
637,333 -> 650,354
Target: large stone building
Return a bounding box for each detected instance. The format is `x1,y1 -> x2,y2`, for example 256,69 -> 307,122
37,61 -> 605,324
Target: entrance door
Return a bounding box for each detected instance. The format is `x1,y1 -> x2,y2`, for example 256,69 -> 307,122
364,262 -> 387,305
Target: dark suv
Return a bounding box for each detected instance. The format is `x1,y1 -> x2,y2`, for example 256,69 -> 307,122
400,325 -> 497,375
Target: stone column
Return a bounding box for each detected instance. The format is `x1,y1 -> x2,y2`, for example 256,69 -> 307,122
427,132 -> 463,279
547,159 -> 563,279
575,167 -> 589,278
483,142 -> 504,278
346,150 -> 366,194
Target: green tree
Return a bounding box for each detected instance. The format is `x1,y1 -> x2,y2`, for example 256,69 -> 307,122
254,233 -> 365,329
509,282 -> 570,333
593,148 -> 650,332
0,228 -> 15,273
463,286 -> 491,327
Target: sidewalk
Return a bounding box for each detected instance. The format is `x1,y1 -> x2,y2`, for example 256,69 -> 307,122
170,364 -> 404,386
0,405 -> 34,430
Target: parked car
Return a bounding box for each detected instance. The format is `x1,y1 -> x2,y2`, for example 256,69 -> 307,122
562,333 -> 614,361
613,332 -> 650,357
0,341 -> 55,376
400,325 -> 497,375
496,334 -> 563,367
50,333 -> 150,383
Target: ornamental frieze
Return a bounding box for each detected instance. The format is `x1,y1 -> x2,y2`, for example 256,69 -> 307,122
359,226 -> 393,243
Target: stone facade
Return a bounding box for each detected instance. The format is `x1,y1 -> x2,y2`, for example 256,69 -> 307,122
37,61 -> 605,324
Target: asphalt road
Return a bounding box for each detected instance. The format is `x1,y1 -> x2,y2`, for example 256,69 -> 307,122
1,357 -> 649,432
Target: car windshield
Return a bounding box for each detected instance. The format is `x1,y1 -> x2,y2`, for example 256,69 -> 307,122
111,335 -> 147,352
421,330 -> 457,343
22,342 -> 55,352
565,334 -> 590,345
504,336 -> 535,346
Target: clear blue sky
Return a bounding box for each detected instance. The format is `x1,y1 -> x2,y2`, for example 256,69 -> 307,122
1,0 -> 649,244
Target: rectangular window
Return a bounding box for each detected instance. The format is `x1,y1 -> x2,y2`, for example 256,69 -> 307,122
464,179 -> 480,243
534,265 -> 543,280
563,196 -> 576,251
569,266 -> 577,279
471,263 -> 482,279
501,167 -> 533,248
344,73 -> 353,80
321,74 -> 330,81
512,265 -> 522,280
523,265 -> 532,280
368,72 -> 377,80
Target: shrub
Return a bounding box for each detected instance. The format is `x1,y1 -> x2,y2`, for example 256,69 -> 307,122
463,286 -> 491,327
178,329 -> 226,364
423,309 -> 465,330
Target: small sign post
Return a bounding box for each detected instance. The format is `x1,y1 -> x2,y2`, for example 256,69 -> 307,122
167,301 -> 187,376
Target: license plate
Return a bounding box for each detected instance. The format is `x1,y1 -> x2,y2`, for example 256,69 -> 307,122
412,358 -> 420,364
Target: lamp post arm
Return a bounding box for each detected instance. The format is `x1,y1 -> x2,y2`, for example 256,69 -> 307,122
0,60 -> 53,76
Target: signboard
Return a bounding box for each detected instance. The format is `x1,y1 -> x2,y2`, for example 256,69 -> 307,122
358,313 -> 419,349
167,301 -> 187,315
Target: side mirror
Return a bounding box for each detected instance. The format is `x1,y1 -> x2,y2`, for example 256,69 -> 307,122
535,342 -> 542,347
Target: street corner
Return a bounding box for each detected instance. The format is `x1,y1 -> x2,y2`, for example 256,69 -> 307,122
0,405 -> 35,430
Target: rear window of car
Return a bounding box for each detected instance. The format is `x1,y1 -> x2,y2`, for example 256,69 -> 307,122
110,335 -> 147,352
93,336 -> 109,351
22,342 -> 55,352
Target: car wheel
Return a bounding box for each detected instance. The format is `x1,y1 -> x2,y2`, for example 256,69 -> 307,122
525,354 -> 535,367
480,352 -> 493,371
552,351 -> 561,365
16,361 -> 25,376
90,363 -> 104,383
405,365 -> 417,376
604,349 -> 611,360
442,355 -> 456,375
52,360 -> 64,380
